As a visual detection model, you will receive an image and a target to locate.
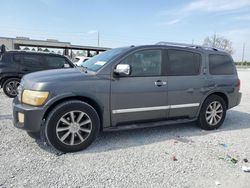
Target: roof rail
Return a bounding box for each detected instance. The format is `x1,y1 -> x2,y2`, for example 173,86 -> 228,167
156,41 -> 222,52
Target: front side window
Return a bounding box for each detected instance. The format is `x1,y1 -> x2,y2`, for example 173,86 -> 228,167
120,50 -> 162,77
209,54 -> 234,75
167,50 -> 201,76
45,56 -> 69,68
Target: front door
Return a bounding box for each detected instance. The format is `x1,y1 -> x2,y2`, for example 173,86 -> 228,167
110,49 -> 168,126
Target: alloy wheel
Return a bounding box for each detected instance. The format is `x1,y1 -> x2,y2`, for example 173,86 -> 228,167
6,80 -> 20,96
56,111 -> 92,145
205,101 -> 223,126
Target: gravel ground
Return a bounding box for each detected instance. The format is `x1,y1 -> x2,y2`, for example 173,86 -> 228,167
0,70 -> 250,188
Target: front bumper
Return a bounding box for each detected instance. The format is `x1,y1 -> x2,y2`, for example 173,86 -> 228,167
12,97 -> 45,132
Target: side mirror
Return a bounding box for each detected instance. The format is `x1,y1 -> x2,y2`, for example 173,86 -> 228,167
64,64 -> 70,68
114,64 -> 130,76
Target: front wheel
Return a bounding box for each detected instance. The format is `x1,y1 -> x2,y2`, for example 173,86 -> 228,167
44,100 -> 100,153
198,95 -> 227,130
3,78 -> 20,98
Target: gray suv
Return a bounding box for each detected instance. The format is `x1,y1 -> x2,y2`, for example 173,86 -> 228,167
13,42 -> 242,153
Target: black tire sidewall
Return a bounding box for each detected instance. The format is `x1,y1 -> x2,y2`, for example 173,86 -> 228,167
45,101 -> 100,153
3,78 -> 20,98
27,131 -> 41,140
198,95 -> 227,130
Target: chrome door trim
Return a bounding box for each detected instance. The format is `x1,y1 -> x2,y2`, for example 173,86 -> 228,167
112,103 -> 200,114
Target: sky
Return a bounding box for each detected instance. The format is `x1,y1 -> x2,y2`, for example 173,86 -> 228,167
0,0 -> 250,61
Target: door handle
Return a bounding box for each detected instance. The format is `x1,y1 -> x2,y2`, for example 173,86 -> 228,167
154,80 -> 167,87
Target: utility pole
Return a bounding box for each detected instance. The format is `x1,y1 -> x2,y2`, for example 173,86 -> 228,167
241,43 -> 245,66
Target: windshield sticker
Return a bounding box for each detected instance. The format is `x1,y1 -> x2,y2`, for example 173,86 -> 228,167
95,61 -> 106,66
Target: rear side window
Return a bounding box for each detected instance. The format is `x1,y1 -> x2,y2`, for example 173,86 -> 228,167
23,54 -> 44,67
44,56 -> 69,68
167,50 -> 201,76
209,54 -> 234,75
13,54 -> 21,63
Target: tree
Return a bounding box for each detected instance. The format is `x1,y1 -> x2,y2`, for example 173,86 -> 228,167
203,34 -> 234,54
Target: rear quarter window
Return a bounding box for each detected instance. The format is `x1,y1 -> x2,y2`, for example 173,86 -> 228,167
0,53 -> 12,63
209,54 -> 234,75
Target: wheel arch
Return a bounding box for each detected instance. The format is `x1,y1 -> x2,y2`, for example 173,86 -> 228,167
43,96 -> 103,130
197,91 -> 229,117
0,76 -> 21,88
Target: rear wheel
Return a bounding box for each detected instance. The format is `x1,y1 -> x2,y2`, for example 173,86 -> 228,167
3,78 -> 20,98
44,100 -> 100,153
198,95 -> 227,130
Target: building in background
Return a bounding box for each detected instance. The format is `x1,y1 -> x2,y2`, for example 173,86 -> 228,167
0,36 -> 110,58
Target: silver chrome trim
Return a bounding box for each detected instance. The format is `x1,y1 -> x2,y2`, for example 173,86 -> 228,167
112,103 -> 200,114
171,103 -> 200,109
112,106 -> 170,114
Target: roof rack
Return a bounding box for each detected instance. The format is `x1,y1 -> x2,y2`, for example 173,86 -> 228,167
156,41 -> 223,52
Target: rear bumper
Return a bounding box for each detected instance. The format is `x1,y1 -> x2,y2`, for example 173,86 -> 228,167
12,98 -> 45,132
236,92 -> 242,106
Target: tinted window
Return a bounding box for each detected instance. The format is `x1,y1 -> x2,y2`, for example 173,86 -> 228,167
167,50 -> 201,76
121,50 -> 162,77
23,54 -> 44,67
0,53 -> 12,62
209,54 -> 234,75
13,54 -> 21,63
45,56 -> 69,68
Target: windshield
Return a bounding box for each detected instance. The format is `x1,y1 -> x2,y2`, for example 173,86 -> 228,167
79,47 -> 128,71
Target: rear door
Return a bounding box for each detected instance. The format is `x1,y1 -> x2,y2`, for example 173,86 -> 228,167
19,53 -> 45,75
110,49 -> 169,126
165,49 -> 204,119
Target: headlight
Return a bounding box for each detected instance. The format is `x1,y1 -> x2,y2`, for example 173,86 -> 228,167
22,90 -> 49,106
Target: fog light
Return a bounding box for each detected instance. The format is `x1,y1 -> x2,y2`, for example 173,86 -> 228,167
18,113 -> 24,123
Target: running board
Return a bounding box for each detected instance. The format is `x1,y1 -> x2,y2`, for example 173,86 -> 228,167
103,118 -> 197,132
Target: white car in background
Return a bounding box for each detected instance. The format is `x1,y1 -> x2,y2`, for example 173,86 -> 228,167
73,56 -> 90,66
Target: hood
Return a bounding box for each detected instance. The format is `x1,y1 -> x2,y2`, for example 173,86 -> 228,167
22,68 -> 95,90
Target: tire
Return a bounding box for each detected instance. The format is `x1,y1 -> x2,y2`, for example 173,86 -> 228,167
44,100 -> 100,153
3,78 -> 20,98
27,132 -> 41,139
198,95 -> 227,130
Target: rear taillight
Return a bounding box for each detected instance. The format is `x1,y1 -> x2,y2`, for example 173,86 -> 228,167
236,79 -> 241,91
